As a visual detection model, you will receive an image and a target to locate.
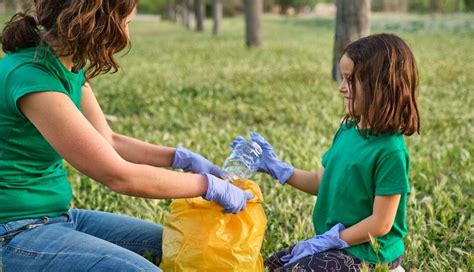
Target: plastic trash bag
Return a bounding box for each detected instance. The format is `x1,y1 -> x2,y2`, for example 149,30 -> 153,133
160,179 -> 266,271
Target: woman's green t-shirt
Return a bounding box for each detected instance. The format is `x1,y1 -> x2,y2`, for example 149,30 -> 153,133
0,46 -> 85,223
313,122 -> 411,264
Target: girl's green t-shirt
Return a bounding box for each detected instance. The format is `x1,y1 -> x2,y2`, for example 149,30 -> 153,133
0,46 -> 85,223
313,122 -> 410,264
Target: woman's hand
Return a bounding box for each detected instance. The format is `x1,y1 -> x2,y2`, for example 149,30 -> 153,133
203,174 -> 254,214
172,147 -> 223,177
230,132 -> 294,184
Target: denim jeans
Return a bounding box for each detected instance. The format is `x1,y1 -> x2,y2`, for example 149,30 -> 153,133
0,209 -> 163,271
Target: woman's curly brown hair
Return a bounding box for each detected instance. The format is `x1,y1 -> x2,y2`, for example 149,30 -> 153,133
1,0 -> 137,79
341,33 -> 420,136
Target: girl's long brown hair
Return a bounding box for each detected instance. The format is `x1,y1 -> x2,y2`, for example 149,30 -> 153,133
342,33 -> 420,136
1,0 -> 137,79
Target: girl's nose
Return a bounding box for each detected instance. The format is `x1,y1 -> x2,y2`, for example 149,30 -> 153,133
339,82 -> 347,95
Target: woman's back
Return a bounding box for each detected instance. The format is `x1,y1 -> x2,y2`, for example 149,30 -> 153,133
0,46 -> 84,224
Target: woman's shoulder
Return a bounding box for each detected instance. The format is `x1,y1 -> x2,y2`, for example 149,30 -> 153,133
3,47 -> 50,73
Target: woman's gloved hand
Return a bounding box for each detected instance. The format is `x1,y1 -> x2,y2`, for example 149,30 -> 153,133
203,174 -> 254,214
230,132 -> 294,184
172,146 -> 223,177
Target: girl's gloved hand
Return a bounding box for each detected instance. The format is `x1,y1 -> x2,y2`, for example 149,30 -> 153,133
230,132 -> 294,184
203,174 -> 254,214
280,223 -> 350,265
172,146 -> 223,177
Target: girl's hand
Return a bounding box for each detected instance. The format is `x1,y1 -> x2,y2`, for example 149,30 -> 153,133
230,132 -> 294,184
281,223 -> 349,265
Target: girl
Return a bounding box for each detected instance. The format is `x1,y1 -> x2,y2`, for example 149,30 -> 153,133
0,1 -> 252,271
232,33 -> 420,271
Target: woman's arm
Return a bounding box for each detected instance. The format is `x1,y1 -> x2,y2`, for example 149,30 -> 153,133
339,194 -> 401,245
286,168 -> 324,196
18,91 -> 207,199
80,82 -> 176,167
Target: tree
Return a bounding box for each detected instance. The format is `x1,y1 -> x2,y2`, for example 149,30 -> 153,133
243,0 -> 263,47
383,0 -> 407,12
276,0 -> 317,14
276,0 -> 292,14
195,0 -> 204,32
212,0 -> 223,35
4,0 -> 21,12
332,0 -> 370,81
185,0 -> 194,30
165,0 -> 176,21
429,0 -> 441,12
0,0 -> 5,15
464,0 -> 474,12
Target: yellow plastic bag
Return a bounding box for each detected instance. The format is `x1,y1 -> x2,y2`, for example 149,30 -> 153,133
160,179 -> 267,272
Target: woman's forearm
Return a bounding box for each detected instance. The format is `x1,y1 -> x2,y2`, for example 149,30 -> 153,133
111,132 -> 176,167
108,161 -> 208,199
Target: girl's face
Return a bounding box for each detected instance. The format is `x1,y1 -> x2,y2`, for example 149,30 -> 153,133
338,54 -> 364,116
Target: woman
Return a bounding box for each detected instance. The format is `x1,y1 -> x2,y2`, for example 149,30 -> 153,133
0,1 -> 252,271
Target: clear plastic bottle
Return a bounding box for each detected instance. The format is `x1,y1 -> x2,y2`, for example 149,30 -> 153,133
222,140 -> 263,181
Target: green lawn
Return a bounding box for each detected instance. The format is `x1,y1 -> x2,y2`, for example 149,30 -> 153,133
1,13 -> 473,270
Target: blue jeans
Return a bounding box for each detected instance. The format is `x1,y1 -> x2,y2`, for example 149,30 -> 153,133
0,209 -> 162,271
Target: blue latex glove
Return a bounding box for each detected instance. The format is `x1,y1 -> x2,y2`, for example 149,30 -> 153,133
230,132 -> 294,184
203,174 -> 254,214
172,146 -> 223,177
280,223 -> 350,265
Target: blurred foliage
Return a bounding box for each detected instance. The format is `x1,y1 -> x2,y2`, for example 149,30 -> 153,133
275,0 -> 319,10
137,0 -> 474,15
0,0 -> 471,15
373,0 -> 473,13
137,0 -> 170,15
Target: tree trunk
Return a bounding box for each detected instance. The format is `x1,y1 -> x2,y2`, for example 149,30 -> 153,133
280,4 -> 289,15
243,0 -> 263,47
4,0 -> 16,12
463,0 -> 474,12
0,0 -> 5,15
454,0 -> 461,12
186,0 -> 194,30
429,0 -> 441,12
181,3 -> 189,28
383,0 -> 407,12
195,0 -> 205,32
332,0 -> 370,82
177,4 -> 186,25
212,0 -> 222,35
166,0 -> 176,21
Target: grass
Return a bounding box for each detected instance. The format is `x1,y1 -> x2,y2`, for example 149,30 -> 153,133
1,12 -> 473,270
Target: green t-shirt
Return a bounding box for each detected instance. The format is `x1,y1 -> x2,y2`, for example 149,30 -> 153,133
0,46 -> 85,223
313,122 -> 410,264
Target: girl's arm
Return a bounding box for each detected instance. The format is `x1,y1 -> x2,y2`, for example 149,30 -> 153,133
80,82 -> 176,167
18,91 -> 208,198
285,168 -> 324,196
339,194 -> 401,245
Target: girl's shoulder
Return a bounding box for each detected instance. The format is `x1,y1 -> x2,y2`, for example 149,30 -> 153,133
370,133 -> 409,163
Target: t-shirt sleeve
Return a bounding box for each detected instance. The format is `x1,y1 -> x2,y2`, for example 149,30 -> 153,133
321,127 -> 343,167
5,64 -> 68,117
374,150 -> 410,195
321,149 -> 330,168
